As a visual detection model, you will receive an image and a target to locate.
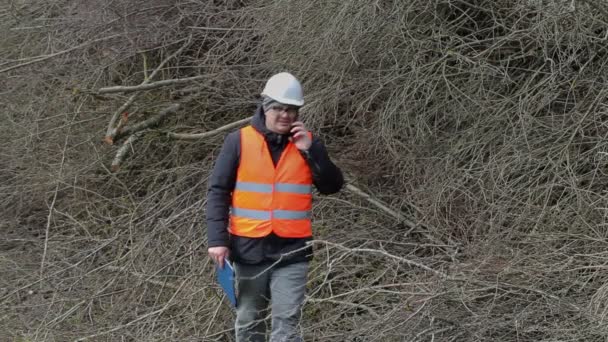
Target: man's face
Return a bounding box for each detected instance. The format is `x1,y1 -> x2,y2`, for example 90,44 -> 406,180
265,104 -> 299,134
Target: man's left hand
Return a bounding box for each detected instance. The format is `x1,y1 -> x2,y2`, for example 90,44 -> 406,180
290,121 -> 312,151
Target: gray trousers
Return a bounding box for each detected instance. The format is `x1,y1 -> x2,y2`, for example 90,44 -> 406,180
234,261 -> 308,342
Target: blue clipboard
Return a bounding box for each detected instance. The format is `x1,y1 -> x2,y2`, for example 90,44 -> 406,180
216,258 -> 237,308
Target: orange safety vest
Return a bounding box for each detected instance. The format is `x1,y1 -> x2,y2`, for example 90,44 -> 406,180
229,125 -> 313,238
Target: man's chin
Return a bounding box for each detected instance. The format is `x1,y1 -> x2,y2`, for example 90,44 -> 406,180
276,125 -> 291,134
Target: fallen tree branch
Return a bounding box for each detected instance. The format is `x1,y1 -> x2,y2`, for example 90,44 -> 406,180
104,96 -> 137,144
111,131 -> 145,172
104,36 -> 190,143
310,240 -> 449,278
345,184 -> 417,229
108,96 -> 186,171
114,103 -> 180,142
167,117 -> 250,140
343,182 -> 450,247
98,75 -> 207,94
187,25 -> 256,32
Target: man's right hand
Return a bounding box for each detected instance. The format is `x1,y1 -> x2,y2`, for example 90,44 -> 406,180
208,246 -> 230,269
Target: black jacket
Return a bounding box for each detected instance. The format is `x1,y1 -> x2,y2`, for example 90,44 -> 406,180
206,105 -> 343,265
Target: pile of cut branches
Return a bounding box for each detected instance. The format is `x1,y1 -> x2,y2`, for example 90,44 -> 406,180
1,0 -> 608,340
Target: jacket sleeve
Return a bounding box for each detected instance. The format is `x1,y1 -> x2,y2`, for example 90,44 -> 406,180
206,131 -> 240,247
302,137 -> 344,195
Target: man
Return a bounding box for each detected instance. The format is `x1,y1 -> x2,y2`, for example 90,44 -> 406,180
206,72 -> 343,342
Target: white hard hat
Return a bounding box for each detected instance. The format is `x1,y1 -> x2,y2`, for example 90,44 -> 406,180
261,72 -> 304,106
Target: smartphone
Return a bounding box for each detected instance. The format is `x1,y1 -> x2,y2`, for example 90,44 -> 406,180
289,124 -> 296,138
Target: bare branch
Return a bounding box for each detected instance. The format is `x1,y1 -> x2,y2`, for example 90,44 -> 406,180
104,96 -> 137,145
0,34 -> 122,73
187,26 -> 256,32
114,103 -> 180,142
310,240 -> 449,278
111,131 -> 144,172
97,75 -> 207,94
167,117 -> 250,140
40,139 -> 68,280
104,36 -> 191,141
345,183 -> 416,229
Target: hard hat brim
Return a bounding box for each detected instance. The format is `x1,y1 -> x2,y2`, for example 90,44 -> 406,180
261,92 -> 304,107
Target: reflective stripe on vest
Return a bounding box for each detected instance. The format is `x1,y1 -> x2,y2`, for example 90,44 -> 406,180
229,125 -> 313,238
231,207 -> 312,220
235,181 -> 312,194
